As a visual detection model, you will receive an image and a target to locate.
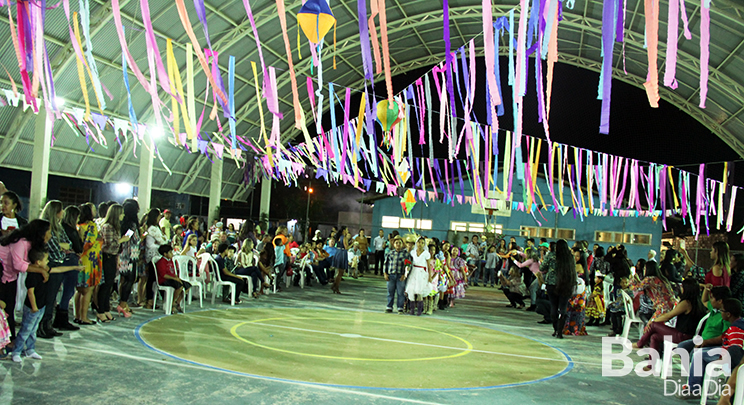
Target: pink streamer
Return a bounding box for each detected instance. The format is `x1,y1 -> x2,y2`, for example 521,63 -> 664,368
699,1 -> 710,108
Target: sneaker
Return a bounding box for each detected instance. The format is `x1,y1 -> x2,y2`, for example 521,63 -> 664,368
12,354 -> 22,363
385,308 -> 393,313
397,309 -> 403,314
526,305 -> 536,312
25,351 -> 42,360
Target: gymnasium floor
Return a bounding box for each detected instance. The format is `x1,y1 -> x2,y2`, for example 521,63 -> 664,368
1,275 -> 694,404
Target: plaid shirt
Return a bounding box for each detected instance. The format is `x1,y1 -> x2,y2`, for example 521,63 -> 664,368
384,249 -> 409,275
100,223 -> 121,255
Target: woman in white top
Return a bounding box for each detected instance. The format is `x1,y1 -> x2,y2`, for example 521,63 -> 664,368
143,209 -> 167,309
406,237 -> 431,316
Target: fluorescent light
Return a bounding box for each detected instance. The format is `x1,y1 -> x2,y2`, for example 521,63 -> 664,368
150,125 -> 164,139
114,183 -> 132,196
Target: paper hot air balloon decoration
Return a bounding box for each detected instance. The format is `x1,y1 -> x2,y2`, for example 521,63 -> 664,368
376,99 -> 404,133
400,189 -> 416,216
297,0 -> 336,44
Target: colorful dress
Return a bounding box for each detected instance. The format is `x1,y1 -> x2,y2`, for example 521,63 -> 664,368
428,257 -> 442,296
118,228 -> 141,278
450,257 -> 467,299
585,284 -> 606,319
0,308 -> 10,350
631,276 -> 678,331
563,289 -> 588,336
78,221 -> 103,287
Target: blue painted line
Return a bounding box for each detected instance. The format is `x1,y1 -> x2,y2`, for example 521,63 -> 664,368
134,308 -> 573,392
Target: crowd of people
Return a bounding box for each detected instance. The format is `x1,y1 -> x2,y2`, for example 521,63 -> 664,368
2,182 -> 744,401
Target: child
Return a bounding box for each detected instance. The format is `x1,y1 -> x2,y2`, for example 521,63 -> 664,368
607,277 -> 631,337
0,299 -> 10,355
499,265 -> 527,309
12,249 -> 49,363
586,274 -> 606,326
156,245 -> 192,314
484,245 -> 499,288
348,242 -> 361,279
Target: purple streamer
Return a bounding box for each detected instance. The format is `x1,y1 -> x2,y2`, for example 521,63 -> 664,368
357,0 -> 373,80
599,0 -> 617,134
443,0 -> 456,118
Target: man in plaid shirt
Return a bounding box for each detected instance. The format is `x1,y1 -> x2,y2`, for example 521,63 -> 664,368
384,236 -> 408,313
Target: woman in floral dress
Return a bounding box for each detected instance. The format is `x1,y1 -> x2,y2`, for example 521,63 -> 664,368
630,260 -> 677,332
75,203 -> 102,325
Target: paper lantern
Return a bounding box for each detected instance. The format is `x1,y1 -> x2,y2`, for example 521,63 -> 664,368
376,99 -> 403,133
400,189 -> 416,215
297,0 -> 336,44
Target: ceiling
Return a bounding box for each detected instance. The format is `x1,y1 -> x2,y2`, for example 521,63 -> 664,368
0,0 -> 741,201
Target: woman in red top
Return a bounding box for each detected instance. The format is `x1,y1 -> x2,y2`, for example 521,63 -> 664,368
704,241 -> 731,287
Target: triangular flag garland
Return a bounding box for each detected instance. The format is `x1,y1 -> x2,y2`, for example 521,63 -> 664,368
0,1 -> 734,236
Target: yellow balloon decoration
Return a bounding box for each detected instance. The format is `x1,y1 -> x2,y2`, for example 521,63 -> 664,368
297,0 -> 336,44
376,99 -> 404,133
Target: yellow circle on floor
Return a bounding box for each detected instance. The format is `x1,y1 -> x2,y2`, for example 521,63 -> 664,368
138,308 -> 570,389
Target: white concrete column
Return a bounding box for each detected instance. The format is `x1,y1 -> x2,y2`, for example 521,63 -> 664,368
137,139 -> 154,214
208,157 -> 223,225
29,108 -> 51,220
259,177 -> 271,222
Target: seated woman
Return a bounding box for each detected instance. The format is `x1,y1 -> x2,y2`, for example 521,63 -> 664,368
499,265 -> 527,309
234,240 -> 262,298
633,278 -> 707,372
156,245 -> 192,314
630,260 -> 677,329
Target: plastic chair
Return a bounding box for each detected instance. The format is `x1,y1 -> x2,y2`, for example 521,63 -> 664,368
733,363 -> 744,405
660,312 -> 710,379
173,255 -> 203,308
151,258 -> 179,315
620,290 -> 644,341
701,360 -> 729,405
207,256 -> 235,305
294,256 -> 312,289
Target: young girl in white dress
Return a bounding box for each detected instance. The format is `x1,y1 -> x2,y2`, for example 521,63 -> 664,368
406,237 -> 431,316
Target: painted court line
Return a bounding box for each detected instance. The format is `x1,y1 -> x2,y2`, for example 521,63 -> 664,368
184,313 -> 599,366
61,343 -> 447,405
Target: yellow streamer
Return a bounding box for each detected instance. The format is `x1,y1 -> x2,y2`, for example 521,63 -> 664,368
166,39 -> 194,144
72,13 -> 91,121
668,166 -> 680,210
251,61 -> 271,167
72,13 -> 104,117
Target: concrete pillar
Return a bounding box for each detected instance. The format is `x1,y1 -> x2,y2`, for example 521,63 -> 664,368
137,138 -> 154,214
29,108 -> 51,220
208,157 -> 223,225
259,177 -> 271,222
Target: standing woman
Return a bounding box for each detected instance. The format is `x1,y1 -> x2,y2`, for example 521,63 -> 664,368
182,217 -> 201,249
97,204 -> 130,322
143,209 -> 166,309
117,199 -> 140,316
405,237 -> 431,316
75,203 -> 102,325
38,201 -> 81,338
0,191 -> 28,237
0,220 -> 51,343
330,226 -> 350,294
57,206 -> 82,331
706,241 -> 731,287
546,240 -> 577,339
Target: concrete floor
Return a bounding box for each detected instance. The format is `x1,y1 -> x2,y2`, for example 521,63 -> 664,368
0,275 -> 703,404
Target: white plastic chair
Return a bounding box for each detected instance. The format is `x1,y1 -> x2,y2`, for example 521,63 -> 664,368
207,256 -> 235,305
620,290 -> 644,341
173,255 -> 203,308
733,363 -> 744,405
660,312 -> 710,379
151,258 -> 182,315
234,254 -> 255,298
701,360 -> 729,405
